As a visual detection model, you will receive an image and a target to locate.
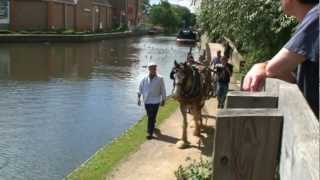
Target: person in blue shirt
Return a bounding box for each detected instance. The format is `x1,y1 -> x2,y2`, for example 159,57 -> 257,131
242,0 -> 319,117
211,50 -> 222,66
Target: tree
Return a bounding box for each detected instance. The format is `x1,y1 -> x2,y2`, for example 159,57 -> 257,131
149,1 -> 179,32
149,1 -> 196,33
172,5 -> 196,27
141,0 -> 151,14
198,0 -> 296,73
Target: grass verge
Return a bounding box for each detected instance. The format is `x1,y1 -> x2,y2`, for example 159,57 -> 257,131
66,98 -> 179,180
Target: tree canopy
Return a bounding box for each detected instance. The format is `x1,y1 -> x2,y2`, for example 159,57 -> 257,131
198,0 -> 297,71
149,1 -> 196,33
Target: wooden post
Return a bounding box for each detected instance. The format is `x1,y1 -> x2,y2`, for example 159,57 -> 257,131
226,91 -> 278,109
227,78 -> 279,108
213,109 -> 283,180
278,82 -> 319,180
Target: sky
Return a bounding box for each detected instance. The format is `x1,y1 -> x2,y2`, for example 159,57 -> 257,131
150,0 -> 196,12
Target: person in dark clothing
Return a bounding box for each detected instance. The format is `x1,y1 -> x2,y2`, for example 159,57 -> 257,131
223,42 -> 233,59
242,0 -> 319,118
216,56 -> 233,108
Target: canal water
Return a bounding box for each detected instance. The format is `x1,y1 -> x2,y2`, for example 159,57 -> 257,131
0,36 -> 198,180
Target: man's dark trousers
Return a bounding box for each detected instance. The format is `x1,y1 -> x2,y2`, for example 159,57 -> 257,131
145,103 -> 160,136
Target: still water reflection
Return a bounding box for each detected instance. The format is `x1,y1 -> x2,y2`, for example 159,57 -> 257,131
0,36 -> 198,180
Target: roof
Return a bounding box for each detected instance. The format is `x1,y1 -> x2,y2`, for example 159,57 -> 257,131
42,0 -> 78,5
93,0 -> 112,7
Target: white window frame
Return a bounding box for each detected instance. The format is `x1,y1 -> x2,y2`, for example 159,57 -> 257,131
0,0 -> 9,24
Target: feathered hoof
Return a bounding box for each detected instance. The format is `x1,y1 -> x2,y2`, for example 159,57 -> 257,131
176,140 -> 190,149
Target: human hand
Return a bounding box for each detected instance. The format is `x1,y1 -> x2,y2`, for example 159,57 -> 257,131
161,100 -> 165,106
138,99 -> 141,106
242,63 -> 267,91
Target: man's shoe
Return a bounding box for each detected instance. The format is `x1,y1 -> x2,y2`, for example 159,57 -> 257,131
146,135 -> 153,140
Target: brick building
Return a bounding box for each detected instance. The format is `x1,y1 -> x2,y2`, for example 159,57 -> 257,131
0,0 -> 113,32
109,0 -> 141,28
108,0 -> 126,28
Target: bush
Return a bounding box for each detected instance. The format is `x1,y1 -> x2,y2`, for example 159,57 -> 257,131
198,0 -> 297,74
174,158 -> 212,180
61,29 -> 74,34
0,29 -> 12,34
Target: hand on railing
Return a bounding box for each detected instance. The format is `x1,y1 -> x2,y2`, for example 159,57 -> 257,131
242,63 -> 266,91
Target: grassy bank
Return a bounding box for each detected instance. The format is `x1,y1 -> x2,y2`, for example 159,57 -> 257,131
66,98 -> 179,180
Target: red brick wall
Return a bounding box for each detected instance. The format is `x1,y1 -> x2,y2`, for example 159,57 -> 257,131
66,5 -> 75,29
51,3 -> 64,29
93,6 -> 99,31
128,0 -> 138,25
99,7 -> 107,30
75,0 -> 92,31
15,0 -> 48,30
107,7 -> 112,29
109,0 -> 125,26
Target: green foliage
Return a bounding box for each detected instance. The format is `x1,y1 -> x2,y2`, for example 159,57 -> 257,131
111,24 -> 129,33
198,0 -> 297,73
61,29 -> 74,34
0,29 -> 12,34
175,158 -> 213,180
67,98 -> 179,180
149,1 -> 196,33
141,0 -> 151,13
172,5 -> 196,27
149,1 -> 179,32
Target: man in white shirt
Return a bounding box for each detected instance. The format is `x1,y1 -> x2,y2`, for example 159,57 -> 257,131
138,62 -> 166,139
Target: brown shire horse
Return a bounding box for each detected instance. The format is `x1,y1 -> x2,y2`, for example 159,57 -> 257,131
170,61 -> 210,148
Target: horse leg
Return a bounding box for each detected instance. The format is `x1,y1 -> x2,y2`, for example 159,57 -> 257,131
177,103 -> 190,149
193,106 -> 201,137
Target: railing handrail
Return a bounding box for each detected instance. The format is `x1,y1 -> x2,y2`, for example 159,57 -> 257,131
213,78 -> 319,180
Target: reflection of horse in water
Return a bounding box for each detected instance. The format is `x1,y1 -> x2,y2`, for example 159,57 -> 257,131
170,61 -> 212,148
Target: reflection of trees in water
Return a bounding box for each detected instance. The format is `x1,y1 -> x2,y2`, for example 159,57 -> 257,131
2,37 -> 187,82
2,39 -> 141,81
3,43 -> 90,81
8,44 -> 50,81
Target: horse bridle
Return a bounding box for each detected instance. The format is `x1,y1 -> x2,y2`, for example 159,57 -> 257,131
172,68 -> 187,88
172,66 -> 194,98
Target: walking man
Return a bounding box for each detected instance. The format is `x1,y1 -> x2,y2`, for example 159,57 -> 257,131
138,62 -> 166,139
216,56 -> 233,108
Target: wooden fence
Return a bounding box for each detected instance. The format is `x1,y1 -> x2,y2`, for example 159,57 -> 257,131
213,78 -> 319,180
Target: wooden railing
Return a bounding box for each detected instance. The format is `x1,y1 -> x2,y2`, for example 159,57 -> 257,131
213,78 -> 319,180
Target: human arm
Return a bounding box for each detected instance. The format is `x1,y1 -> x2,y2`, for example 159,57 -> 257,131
160,77 -> 166,106
242,48 -> 304,91
137,80 -> 143,106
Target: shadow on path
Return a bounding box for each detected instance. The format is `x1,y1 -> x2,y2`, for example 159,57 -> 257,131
154,128 -> 180,144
